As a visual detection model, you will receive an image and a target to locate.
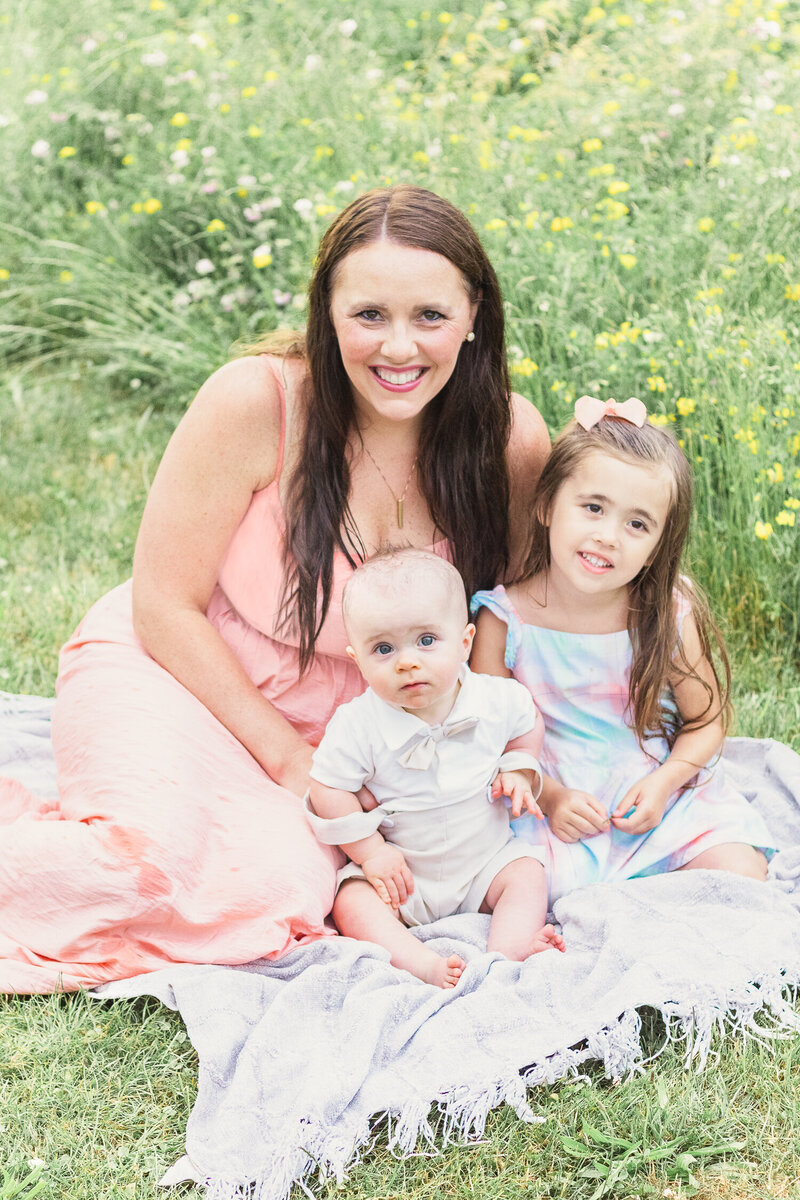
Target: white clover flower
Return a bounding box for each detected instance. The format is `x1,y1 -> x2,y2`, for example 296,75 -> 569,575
31,139 -> 50,158
201,181 -> 219,195
82,38 -> 99,53
667,103 -> 685,117
243,205 -> 261,222
166,172 -> 185,185
49,111 -> 68,123
142,50 -> 169,67
170,149 -> 190,167
272,289 -> 292,306
25,89 -> 48,105
263,196 -> 282,209
365,67 -> 383,82
333,179 -> 355,193
237,174 -> 257,188
189,32 -> 210,49
755,93 -> 775,111
338,18 -> 357,36
220,293 -> 236,312
304,54 -> 322,71
200,145 -> 217,160
293,198 -> 314,218
195,258 -> 215,275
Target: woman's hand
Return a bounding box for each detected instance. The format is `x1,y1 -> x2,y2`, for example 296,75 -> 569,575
541,783 -> 609,843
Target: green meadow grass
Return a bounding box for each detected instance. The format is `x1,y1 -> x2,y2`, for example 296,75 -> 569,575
1,0 -> 799,1195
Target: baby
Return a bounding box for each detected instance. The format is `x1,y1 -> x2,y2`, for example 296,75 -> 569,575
306,548 -> 564,988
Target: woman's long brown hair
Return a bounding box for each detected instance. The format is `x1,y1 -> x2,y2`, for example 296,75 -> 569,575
262,185 -> 513,671
517,417 -> 731,750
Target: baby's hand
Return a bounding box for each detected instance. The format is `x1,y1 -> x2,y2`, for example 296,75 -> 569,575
610,774 -> 670,834
545,787 -> 609,843
492,768 -> 543,820
360,844 -> 414,910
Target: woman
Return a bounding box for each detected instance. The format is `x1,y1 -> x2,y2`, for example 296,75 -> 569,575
0,185 -> 550,993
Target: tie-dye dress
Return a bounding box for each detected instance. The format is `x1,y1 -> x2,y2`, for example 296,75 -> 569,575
471,585 -> 775,903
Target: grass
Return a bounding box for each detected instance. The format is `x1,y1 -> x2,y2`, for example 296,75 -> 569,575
1,0 -> 800,1195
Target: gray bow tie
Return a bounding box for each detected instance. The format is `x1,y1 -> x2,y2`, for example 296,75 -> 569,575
397,716 -> 480,770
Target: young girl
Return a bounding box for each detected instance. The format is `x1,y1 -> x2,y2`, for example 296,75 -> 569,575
471,396 -> 775,901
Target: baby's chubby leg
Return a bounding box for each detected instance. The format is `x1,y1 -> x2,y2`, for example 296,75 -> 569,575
481,858 -> 566,960
333,880 -> 465,988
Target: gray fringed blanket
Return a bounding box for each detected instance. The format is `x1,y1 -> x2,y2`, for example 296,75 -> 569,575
2,693 -> 800,1199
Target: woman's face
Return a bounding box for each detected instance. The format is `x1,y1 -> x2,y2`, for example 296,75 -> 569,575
329,240 -> 478,428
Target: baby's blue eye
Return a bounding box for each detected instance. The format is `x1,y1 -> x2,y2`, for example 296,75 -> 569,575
419,634 -> 436,647
374,643 -> 393,656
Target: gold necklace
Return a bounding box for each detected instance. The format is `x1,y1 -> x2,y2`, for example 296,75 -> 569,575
361,443 -> 418,529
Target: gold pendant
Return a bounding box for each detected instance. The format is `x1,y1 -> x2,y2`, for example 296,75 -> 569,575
397,499 -> 404,529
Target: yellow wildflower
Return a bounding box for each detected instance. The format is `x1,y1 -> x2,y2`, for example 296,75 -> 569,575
485,218 -> 507,231
206,218 -> 225,232
676,396 -> 696,416
618,253 -> 637,270
697,217 -> 715,233
776,511 -> 795,526
241,85 -> 257,98
170,112 -> 189,127
785,284 -> 800,302
649,413 -> 669,427
754,521 -> 773,540
0,268 -> 9,280
582,138 -> 602,153
550,216 -> 573,232
607,180 -> 629,195
143,198 -> 162,214
58,146 -> 76,158
60,270 -> 73,282
85,200 -> 105,214
248,125 -> 263,138
648,376 -> 666,393
510,358 -> 539,376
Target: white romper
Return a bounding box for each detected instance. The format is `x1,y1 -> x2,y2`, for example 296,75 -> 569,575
306,666 -> 546,927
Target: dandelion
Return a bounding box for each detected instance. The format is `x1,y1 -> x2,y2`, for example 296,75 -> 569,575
582,138 -> 602,153
143,198 -> 162,214
649,413 -> 669,427
776,511 -> 796,527
697,217 -> 715,233
0,268 -> 9,280
607,180 -> 629,195
510,358 -> 538,376
206,218 -> 225,232
170,112 -> 189,127
60,270 -> 73,282
439,11 -> 452,23
31,139 -> 50,158
58,146 -> 76,158
676,396 -> 696,416
314,145 -> 334,160
85,200 -> 105,215
603,101 -> 620,115
485,218 -> 507,231
248,125 -> 263,138
754,521 -> 773,540
648,376 -> 666,392
550,216 -> 573,232
241,85 -> 257,98
150,0 -> 165,8
618,253 -> 637,270
524,211 -> 539,229
785,284 -> 800,302
584,6 -> 604,22
766,462 -> 784,483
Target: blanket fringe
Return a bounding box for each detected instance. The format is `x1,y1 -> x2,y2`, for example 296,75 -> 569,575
199,973 -> 800,1200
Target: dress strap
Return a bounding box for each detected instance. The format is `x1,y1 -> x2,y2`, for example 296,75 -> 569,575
260,353 -> 289,482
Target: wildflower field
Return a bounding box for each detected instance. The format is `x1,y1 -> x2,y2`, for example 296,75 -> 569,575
1,0 -> 799,1196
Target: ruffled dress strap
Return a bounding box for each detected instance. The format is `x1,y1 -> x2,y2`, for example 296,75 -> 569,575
470,585 -> 524,671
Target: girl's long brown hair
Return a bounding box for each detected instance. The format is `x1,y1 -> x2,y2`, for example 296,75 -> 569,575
260,185 -> 513,671
518,417 -> 731,750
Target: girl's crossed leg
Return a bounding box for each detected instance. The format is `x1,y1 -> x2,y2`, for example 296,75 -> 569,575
678,842 -> 768,880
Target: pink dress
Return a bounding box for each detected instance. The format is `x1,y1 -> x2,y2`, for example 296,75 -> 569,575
0,357 -> 369,993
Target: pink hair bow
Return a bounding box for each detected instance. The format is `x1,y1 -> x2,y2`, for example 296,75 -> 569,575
574,395 -> 648,430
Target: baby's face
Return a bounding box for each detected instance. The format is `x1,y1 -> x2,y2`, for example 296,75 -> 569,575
345,581 -> 474,725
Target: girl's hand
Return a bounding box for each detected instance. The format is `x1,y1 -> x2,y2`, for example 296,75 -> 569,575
492,769 -> 543,819
610,773 -> 671,834
361,845 -> 415,910
544,786 -> 609,843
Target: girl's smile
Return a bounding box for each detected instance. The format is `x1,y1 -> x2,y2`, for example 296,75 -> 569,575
546,450 -> 673,603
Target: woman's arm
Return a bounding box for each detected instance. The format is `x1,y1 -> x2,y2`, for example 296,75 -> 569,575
505,392 -> 550,577
132,355 -> 313,796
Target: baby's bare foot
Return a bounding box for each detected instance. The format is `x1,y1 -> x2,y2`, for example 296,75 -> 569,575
530,924 -> 566,955
422,952 -> 465,989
